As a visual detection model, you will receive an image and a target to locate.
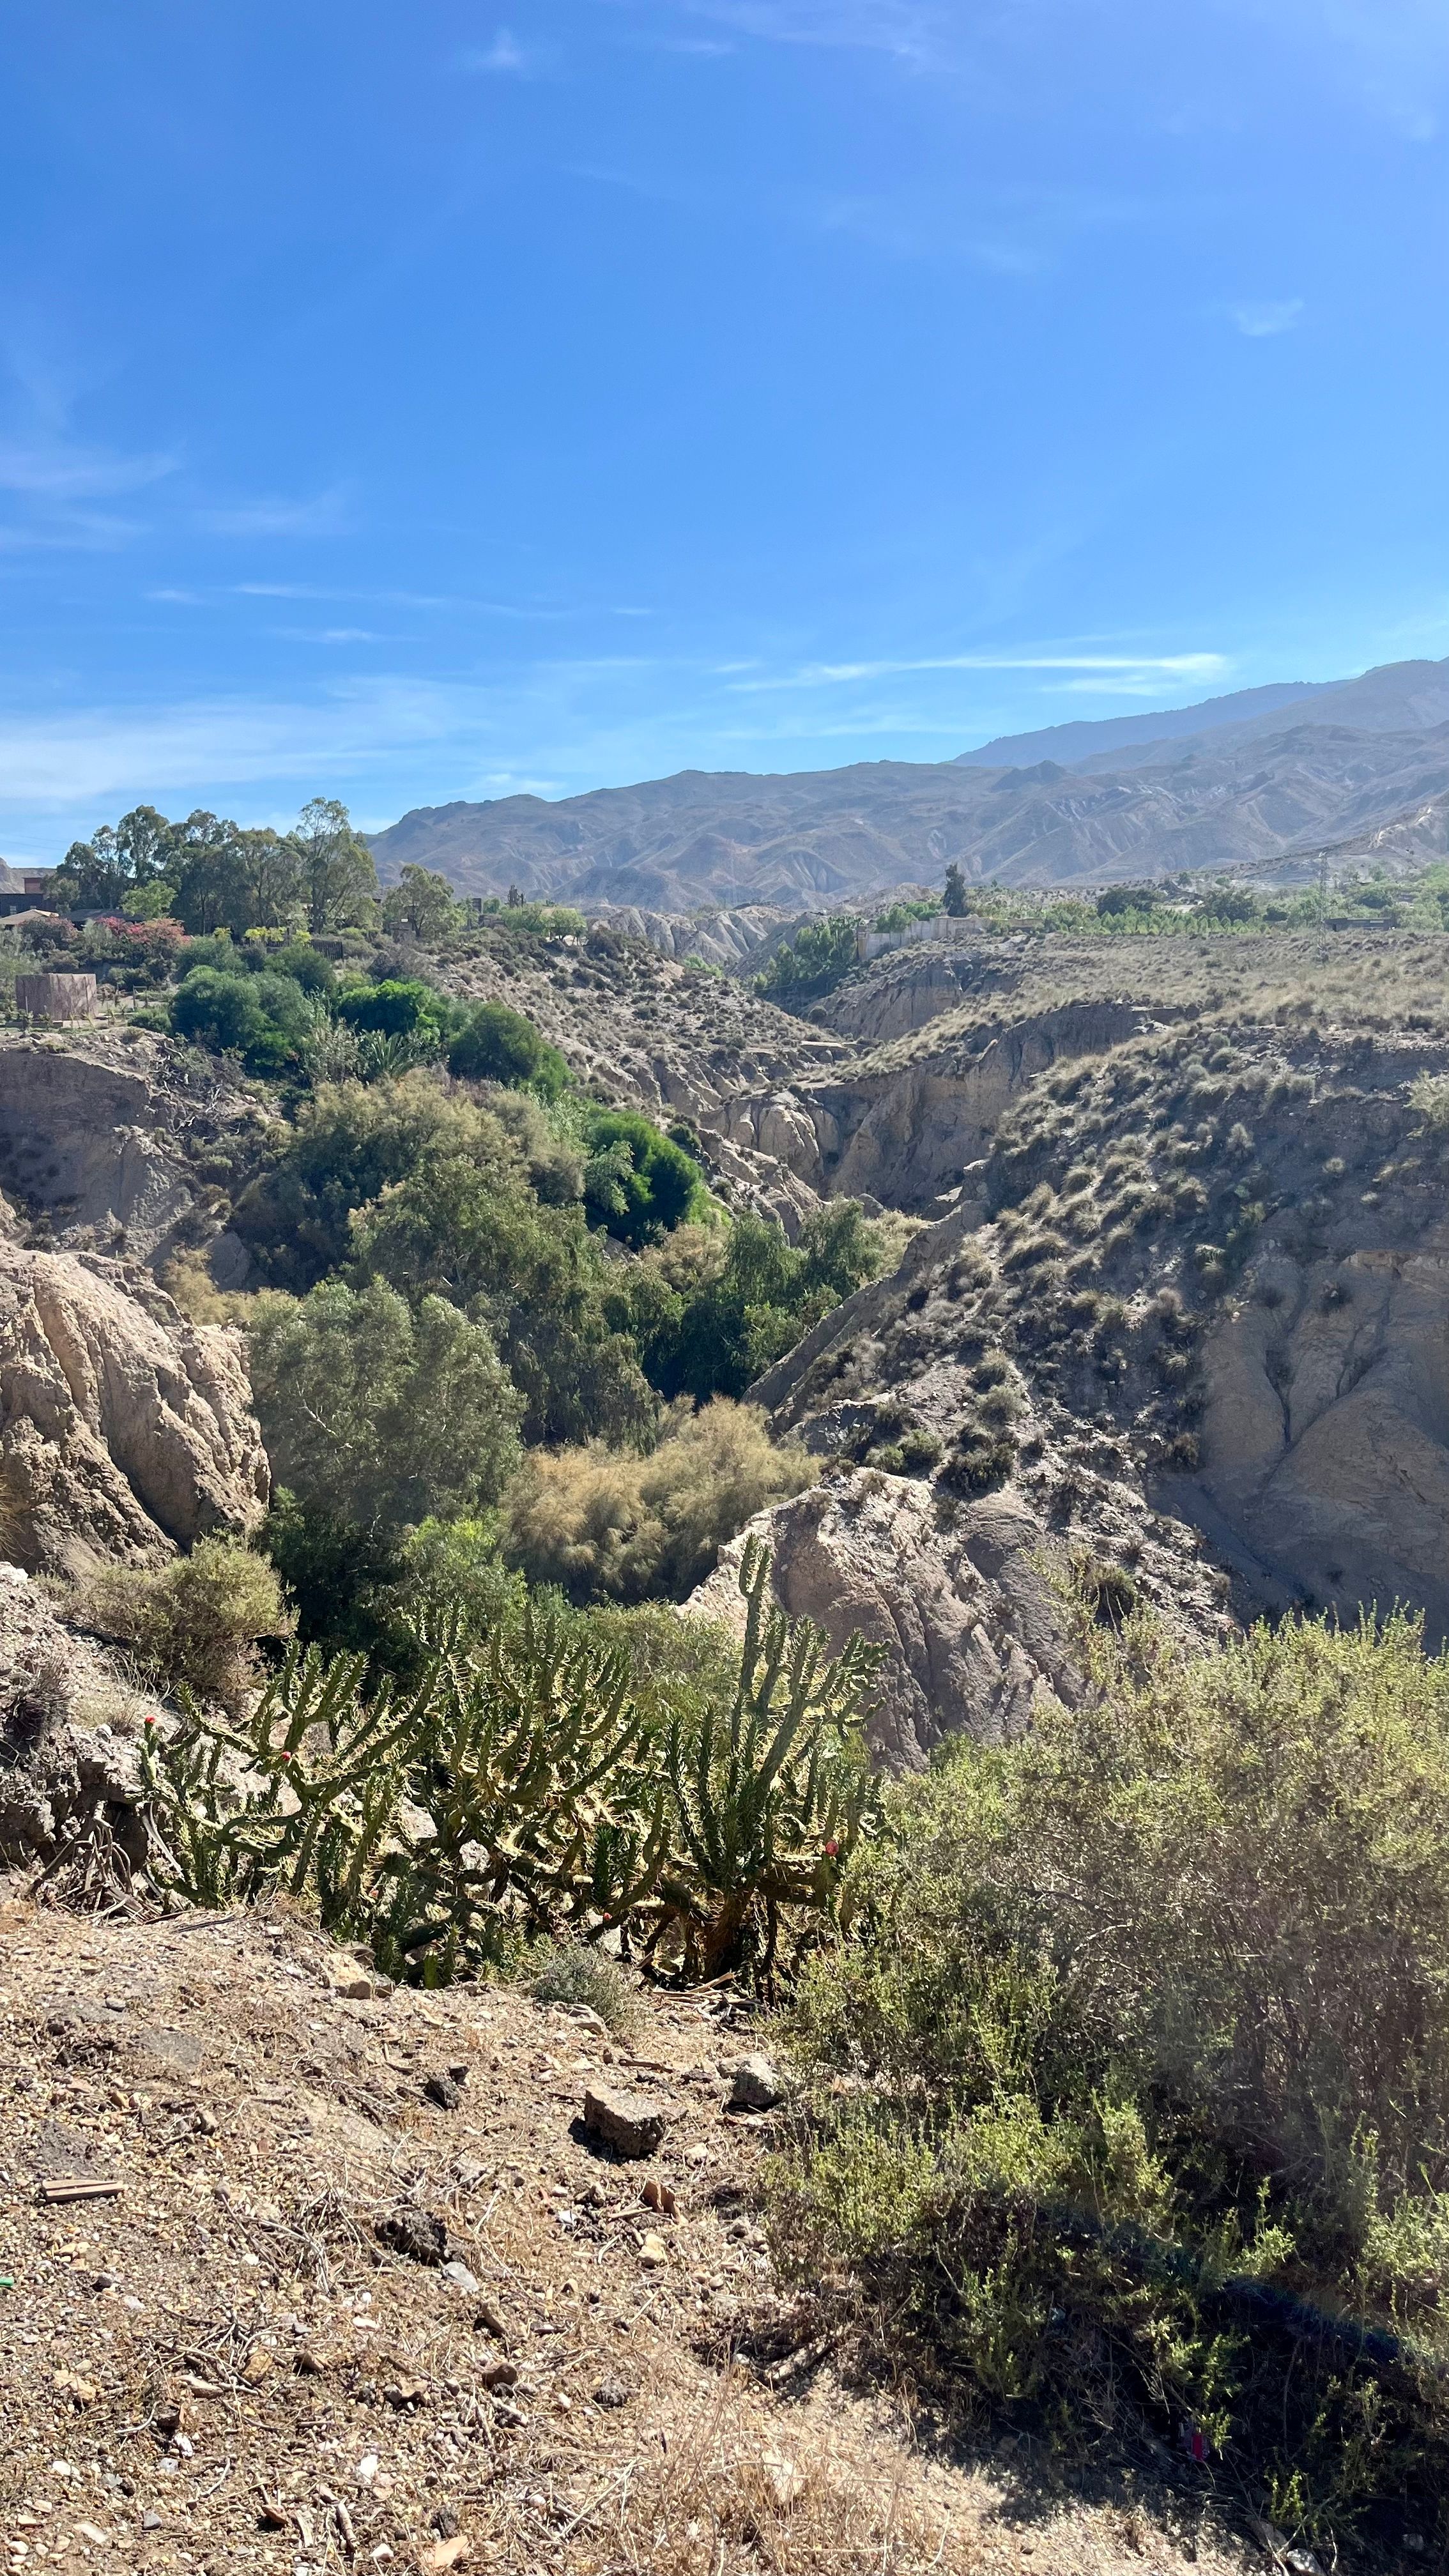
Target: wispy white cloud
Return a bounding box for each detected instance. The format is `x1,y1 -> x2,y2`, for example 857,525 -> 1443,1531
677,0 -> 940,65
460,27 -> 556,75
1218,0 -> 1448,137
231,579 -> 626,618
1229,297 -> 1305,338
731,651 -> 1230,693
199,487 -> 355,539
0,440 -> 175,502
0,427 -> 176,553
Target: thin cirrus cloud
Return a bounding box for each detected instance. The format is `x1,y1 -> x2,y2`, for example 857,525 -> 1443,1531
1229,298 -> 1305,338
0,434 -> 176,551
0,438 -> 176,502
197,486 -> 355,539
728,651 -> 1229,693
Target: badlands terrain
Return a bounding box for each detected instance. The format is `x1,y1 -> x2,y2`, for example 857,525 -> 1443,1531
6,889 -> 1449,2570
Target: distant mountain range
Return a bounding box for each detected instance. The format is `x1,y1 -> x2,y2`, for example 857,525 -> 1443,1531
367,656 -> 1449,912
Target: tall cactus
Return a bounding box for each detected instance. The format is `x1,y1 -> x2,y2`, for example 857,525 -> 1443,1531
369,1591 -> 666,1977
140,1641 -> 427,1933
664,1535 -> 883,1984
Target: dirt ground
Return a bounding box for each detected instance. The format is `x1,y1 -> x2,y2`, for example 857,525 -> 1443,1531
0,1894 -> 1257,2576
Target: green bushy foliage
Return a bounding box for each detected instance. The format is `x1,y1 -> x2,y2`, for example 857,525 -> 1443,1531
171,965 -> 318,1073
580,1106 -> 708,1245
448,999 -> 569,1098
498,1397 -> 816,1604
631,1202 -> 889,1401
349,1146 -> 654,1446
754,915 -> 859,1006
335,976 -> 451,1043
774,1604 -> 1449,2540
248,1278 -> 523,1530
79,1538 -> 295,1715
381,864 -> 464,946
234,1074 -> 521,1288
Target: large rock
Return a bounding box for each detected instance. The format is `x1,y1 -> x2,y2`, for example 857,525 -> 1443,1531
686,1473 -> 1079,1770
0,1244 -> 268,1575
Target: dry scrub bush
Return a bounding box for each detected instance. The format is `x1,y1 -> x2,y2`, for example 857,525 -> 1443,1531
774,1604 -> 1449,2543
528,1932 -> 641,2035
79,1537 -> 294,1715
500,1399 -> 816,1603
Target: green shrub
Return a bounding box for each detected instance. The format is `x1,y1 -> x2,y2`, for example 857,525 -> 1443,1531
233,1073 -> 522,1288
499,1397 -> 815,1603
348,1146 -> 654,1446
448,1000 -> 569,1098
335,976 -> 450,1042
632,1202 -> 890,1402
580,1107 -> 707,1245
79,1538 -> 294,1715
171,965 -> 318,1073
248,1278 -> 523,1529
774,1605 -> 1449,2539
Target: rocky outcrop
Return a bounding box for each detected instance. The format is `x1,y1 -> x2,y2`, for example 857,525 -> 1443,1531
0,1566 -> 164,1866
0,1245 -> 268,1575
803,1000 -> 1149,1209
1170,1226 -> 1449,1639
0,1029 -> 264,1270
686,1473 -> 1080,1770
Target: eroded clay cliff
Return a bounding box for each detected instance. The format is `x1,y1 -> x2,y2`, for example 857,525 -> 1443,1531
0,1243 -> 268,1575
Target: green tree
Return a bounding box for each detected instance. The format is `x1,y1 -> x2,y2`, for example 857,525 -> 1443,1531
381,864 -> 464,945
249,1278 -> 523,1529
447,1000 -> 569,1096
335,977 -> 450,1040
233,1074 -> 525,1288
754,915 -> 860,1007
234,827 -> 305,930
295,798 -> 379,932
171,816 -> 251,935
351,1154 -> 655,1445
943,862 -> 969,917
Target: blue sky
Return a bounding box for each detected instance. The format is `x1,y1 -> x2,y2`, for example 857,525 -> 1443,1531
0,0 -> 1446,860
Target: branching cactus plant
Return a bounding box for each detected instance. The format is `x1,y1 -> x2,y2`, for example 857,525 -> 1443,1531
381,1593 -> 664,1977
137,1540 -> 882,1994
139,1642 -> 427,1935
663,1535 -> 883,1986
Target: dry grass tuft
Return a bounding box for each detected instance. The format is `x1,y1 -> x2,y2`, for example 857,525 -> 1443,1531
573,2386 -> 974,2576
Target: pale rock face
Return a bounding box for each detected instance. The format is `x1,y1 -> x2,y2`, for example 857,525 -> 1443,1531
685,1473 -> 1078,1771
0,1038 -> 198,1263
0,1244 -> 269,1575
1178,1226 -> 1449,1638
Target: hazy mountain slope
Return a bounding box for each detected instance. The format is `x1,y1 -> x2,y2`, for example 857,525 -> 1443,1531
367,657 -> 1449,910
1070,657 -> 1449,777
955,675 -> 1331,769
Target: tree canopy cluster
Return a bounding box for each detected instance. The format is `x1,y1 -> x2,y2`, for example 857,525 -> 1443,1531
52,799 -> 381,936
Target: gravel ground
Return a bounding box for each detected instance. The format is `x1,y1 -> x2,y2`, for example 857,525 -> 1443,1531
0,1893 -> 1255,2576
